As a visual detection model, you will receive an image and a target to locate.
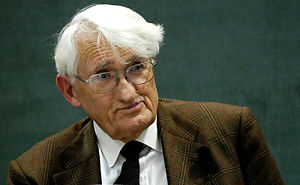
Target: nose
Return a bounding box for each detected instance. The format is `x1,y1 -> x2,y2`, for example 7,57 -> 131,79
114,74 -> 137,102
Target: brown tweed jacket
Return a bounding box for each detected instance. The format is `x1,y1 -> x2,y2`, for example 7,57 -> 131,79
7,98 -> 285,185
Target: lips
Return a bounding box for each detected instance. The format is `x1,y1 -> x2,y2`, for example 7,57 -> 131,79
124,102 -> 139,109
117,101 -> 143,113
120,101 -> 141,110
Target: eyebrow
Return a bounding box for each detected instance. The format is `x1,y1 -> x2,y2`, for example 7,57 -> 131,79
127,56 -> 147,64
93,55 -> 145,73
94,60 -> 114,73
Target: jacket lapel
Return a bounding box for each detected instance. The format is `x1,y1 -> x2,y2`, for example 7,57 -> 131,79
158,101 -> 212,185
52,120 -> 101,185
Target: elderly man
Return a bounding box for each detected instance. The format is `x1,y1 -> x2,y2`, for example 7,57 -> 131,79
8,4 -> 284,185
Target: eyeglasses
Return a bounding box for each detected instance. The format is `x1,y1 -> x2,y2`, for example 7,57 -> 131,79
75,58 -> 156,94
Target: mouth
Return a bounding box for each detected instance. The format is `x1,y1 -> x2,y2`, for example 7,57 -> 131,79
118,101 -> 143,113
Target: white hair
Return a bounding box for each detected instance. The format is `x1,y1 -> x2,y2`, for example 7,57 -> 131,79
54,4 -> 164,83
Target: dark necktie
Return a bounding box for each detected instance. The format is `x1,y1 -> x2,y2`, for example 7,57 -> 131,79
114,140 -> 144,185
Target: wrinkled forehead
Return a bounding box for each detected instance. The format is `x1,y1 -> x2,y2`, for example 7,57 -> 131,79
75,32 -> 137,68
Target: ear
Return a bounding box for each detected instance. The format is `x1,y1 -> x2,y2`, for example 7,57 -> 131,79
56,74 -> 81,107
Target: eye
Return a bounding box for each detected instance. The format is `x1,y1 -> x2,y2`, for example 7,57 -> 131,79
130,63 -> 144,72
100,73 -> 108,79
97,72 -> 112,80
133,64 -> 142,71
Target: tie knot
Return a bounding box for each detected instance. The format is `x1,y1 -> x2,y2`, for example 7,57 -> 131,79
120,141 -> 144,159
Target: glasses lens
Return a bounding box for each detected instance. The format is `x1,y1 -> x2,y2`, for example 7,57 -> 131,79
127,62 -> 154,85
85,61 -> 155,94
88,71 -> 116,94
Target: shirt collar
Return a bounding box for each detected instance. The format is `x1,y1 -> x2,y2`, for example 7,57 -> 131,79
93,116 -> 161,167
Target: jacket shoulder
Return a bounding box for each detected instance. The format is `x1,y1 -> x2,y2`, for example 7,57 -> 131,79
158,98 -> 245,120
8,118 -> 92,183
158,98 -> 254,141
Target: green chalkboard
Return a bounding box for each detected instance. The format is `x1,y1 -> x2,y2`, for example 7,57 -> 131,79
0,0 -> 299,184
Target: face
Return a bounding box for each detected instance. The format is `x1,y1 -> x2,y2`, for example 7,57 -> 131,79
72,36 -> 158,142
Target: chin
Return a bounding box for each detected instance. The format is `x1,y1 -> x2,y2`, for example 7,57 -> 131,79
124,115 -> 153,135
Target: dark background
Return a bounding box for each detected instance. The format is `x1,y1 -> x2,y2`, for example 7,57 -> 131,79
1,0 -> 299,184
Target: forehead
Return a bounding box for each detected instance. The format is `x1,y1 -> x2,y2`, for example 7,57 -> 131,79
76,34 -> 136,74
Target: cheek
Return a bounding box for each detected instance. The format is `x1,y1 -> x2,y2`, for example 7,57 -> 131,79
74,82 -> 91,98
76,85 -> 113,120
86,97 -> 114,127
136,80 -> 158,112
91,96 -> 113,116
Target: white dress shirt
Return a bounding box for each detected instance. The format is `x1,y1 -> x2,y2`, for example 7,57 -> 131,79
93,117 -> 168,185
